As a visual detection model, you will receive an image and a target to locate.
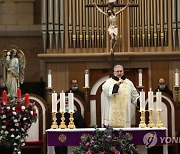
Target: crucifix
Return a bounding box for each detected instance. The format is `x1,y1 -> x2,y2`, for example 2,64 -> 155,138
85,0 -> 139,71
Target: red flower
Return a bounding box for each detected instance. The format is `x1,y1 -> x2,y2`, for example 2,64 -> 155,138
15,106 -> 22,112
6,100 -> 10,104
5,121 -> 10,126
33,109 -> 36,116
0,94 -> 37,154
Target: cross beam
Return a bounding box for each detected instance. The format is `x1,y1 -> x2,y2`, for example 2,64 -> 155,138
85,4 -> 139,7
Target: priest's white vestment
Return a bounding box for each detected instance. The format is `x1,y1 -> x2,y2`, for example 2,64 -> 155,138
102,77 -> 139,128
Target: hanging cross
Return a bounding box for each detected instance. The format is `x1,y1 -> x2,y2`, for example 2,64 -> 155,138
85,0 -> 139,71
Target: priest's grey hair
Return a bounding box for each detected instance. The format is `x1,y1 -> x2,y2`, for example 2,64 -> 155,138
113,64 -> 124,71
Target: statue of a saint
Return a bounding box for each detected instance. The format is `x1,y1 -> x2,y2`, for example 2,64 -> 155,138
0,46 -> 26,97
93,0 -> 130,52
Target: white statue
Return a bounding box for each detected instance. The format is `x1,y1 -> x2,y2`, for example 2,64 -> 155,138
0,46 -> 26,97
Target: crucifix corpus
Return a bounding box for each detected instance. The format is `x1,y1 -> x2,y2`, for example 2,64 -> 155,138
86,0 -> 139,53
85,0 -> 138,70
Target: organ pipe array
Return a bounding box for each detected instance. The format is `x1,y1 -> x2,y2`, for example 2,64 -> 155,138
41,0 -> 180,53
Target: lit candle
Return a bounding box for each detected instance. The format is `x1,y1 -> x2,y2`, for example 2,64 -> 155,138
140,90 -> 145,111
175,69 -> 179,87
138,69 -> 143,87
85,69 -> 89,87
48,70 -> 52,88
156,91 -> 162,110
68,92 -> 74,113
148,88 -> 154,110
60,92 -> 65,113
52,92 -> 57,112
3,90 -> 7,102
17,88 -> 21,99
25,93 -> 30,104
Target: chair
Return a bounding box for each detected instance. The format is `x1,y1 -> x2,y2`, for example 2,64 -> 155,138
144,93 -> 176,137
21,94 -> 47,154
145,92 -> 177,154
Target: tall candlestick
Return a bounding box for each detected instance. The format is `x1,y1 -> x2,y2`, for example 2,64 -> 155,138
85,69 -> 89,88
140,90 -> 145,111
17,88 -> 21,99
175,69 -> 179,87
48,70 -> 52,88
138,69 -> 143,87
52,92 -> 57,112
60,92 -> 65,113
25,93 -> 30,104
148,88 -> 154,110
156,91 -> 162,110
68,92 -> 74,113
3,90 -> 7,102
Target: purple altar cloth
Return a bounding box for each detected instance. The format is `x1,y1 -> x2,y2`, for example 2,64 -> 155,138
46,127 -> 167,146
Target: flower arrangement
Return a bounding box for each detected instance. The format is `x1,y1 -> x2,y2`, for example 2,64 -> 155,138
73,126 -> 139,154
0,91 -> 37,154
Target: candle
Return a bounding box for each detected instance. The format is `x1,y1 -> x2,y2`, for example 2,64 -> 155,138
52,92 -> 57,112
156,91 -> 162,110
60,92 -> 65,112
85,69 -> 89,87
3,90 -> 7,102
175,69 -> 179,87
17,88 -> 21,99
138,69 -> 143,87
25,93 -> 30,104
48,70 -> 52,88
140,90 -> 145,111
148,89 -> 154,110
68,92 -> 74,112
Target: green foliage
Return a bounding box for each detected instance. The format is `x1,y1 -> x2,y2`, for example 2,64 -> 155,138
0,97 -> 37,154
73,126 -> 139,154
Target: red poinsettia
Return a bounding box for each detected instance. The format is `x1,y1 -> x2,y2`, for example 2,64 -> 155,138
0,96 -> 37,154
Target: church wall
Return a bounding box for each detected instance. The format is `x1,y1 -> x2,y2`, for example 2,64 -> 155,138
42,58 -> 180,128
151,61 -> 170,90
1,1 -> 180,153
0,36 -> 43,82
43,58 -> 179,99
45,62 -> 87,93
0,35 -> 179,101
46,63 -> 69,93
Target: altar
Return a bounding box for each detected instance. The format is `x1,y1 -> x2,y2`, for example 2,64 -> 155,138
46,127 -> 168,154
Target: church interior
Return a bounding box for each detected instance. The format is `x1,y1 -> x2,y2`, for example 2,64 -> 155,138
0,0 -> 180,154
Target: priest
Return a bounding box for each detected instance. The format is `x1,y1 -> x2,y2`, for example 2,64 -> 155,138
102,64 -> 139,128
